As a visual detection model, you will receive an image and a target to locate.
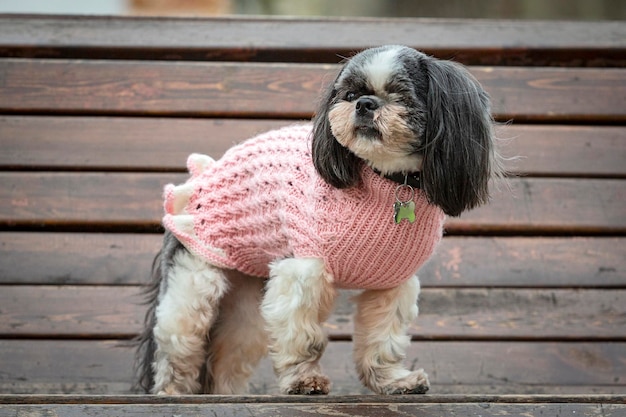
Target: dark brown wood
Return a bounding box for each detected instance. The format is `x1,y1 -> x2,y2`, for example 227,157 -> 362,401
1,174 -> 624,234
1,402 -> 624,417
502,125 -> 626,178
2,116 -> 624,177
330,288 -> 626,340
0,286 -> 143,338
0,233 -> 161,285
1,340 -> 624,395
426,237 -> 626,287
1,59 -> 625,122
0,15 -> 623,405
1,15 -> 624,66
0,59 -> 327,119
3,393 -> 625,405
445,178 -> 626,235
2,233 -> 624,287
3,393 -> 626,407
0,116 -> 290,171
0,172 -> 186,230
2,393 -> 625,404
2,286 -> 624,340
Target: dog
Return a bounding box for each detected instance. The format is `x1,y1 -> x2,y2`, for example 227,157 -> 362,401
134,45 -> 503,395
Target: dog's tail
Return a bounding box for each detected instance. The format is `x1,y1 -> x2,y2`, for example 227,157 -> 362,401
132,231 -> 184,393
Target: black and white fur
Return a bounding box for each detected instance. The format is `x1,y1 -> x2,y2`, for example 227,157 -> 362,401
134,45 -> 502,395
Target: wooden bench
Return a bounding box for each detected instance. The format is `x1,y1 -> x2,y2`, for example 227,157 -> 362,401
1,14 -> 625,416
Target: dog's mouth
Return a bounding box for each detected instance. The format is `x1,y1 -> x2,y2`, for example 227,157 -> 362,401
355,124 -> 382,140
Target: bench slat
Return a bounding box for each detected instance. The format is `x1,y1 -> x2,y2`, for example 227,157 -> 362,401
1,174 -> 624,234
1,233 -> 623,287
1,340 -> 623,395
2,286 -> 624,340
1,15 -> 624,66
2,59 -> 625,122
446,178 -> 626,235
2,402 -> 624,417
2,116 -> 624,177
2,394 -> 624,405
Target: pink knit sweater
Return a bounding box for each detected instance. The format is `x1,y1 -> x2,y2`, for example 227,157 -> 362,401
163,124 -> 445,290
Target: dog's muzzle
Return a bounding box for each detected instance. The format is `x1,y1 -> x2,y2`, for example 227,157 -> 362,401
355,96 -> 383,138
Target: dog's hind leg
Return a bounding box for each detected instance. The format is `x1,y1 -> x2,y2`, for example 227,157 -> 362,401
353,275 -> 430,394
204,270 -> 268,394
151,248 -> 229,394
261,258 -> 336,395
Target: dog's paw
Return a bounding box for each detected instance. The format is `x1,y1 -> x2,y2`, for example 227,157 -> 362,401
286,375 -> 331,395
382,369 -> 430,395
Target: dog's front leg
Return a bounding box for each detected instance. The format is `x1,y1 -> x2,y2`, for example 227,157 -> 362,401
353,275 -> 430,394
261,258 -> 336,394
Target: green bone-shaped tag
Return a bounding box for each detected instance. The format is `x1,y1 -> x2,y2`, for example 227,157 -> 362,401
394,200 -> 416,224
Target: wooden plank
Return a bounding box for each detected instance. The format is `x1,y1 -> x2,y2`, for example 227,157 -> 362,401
0,116 -> 291,171
1,174 -> 624,234
1,59 -> 625,122
502,125 -> 626,178
0,340 -> 624,395
1,402 -> 624,417
0,59 -> 328,119
329,288 -> 626,340
0,172 -> 185,230
2,286 -> 624,340
2,116 -> 624,177
0,286 -> 143,338
0,233 -> 161,285
425,237 -> 626,287
2,394 -> 624,405
2,233 -> 624,287
445,178 -> 626,235
0,15 -> 624,66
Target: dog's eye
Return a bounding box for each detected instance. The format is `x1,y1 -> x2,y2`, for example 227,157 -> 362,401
345,92 -> 357,102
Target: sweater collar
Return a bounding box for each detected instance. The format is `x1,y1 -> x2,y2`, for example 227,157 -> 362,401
372,169 -> 422,189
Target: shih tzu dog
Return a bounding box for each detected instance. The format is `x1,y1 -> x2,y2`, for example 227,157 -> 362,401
134,45 -> 502,395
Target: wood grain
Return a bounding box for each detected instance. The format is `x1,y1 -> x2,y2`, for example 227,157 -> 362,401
1,340 -> 624,395
1,15 -> 624,66
3,394 -> 624,405
1,174 -> 624,234
0,15 -> 623,405
1,59 -> 624,122
501,125 -> 626,178
2,286 -> 624,340
0,116 -> 291,171
445,178 -> 626,235
1,233 -> 623,287
2,116 -> 624,177
1,402 -> 624,417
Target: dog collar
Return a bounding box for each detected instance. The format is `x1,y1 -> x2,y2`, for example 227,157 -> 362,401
374,170 -> 421,189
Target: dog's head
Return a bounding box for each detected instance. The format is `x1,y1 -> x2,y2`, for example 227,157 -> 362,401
312,45 -> 501,217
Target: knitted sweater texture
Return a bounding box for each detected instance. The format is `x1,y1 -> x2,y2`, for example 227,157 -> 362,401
163,124 -> 445,290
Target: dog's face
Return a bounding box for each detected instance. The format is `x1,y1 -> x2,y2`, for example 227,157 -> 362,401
327,46 -> 427,175
312,45 -> 501,217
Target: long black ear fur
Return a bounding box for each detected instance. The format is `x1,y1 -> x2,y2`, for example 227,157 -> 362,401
420,58 -> 494,217
311,71 -> 362,189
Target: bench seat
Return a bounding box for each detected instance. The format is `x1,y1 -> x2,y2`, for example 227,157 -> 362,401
0,14 -> 624,415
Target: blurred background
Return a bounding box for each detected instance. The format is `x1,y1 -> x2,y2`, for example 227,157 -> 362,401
0,0 -> 624,20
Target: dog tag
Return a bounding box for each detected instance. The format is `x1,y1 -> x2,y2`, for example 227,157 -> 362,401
394,177 -> 416,224
394,200 -> 416,224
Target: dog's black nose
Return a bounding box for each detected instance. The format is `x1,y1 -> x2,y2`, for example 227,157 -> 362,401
355,96 -> 379,115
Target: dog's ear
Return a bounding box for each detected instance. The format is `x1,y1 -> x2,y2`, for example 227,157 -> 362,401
311,72 -> 361,189
419,58 -> 494,217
